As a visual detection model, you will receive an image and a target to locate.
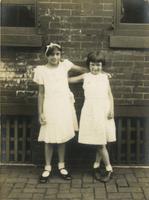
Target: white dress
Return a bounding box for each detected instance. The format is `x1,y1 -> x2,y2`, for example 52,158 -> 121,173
33,59 -> 78,143
78,72 -> 116,145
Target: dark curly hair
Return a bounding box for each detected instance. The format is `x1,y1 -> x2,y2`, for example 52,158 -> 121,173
86,51 -> 106,67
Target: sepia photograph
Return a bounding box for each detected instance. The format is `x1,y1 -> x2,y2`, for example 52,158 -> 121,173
0,0 -> 149,199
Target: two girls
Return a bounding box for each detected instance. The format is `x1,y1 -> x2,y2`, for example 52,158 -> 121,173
34,44 -> 116,183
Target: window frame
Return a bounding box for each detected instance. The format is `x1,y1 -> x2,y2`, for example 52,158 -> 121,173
1,0 -> 42,47
110,0 -> 149,48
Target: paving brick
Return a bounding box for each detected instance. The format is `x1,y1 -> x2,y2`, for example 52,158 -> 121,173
71,179 -> 82,188
138,178 -> 149,183
14,183 -> 26,189
44,194 -> 57,199
106,184 -> 117,192
27,178 -> 38,184
95,187 -> 107,198
107,192 -> 132,199
81,188 -> 94,193
49,177 -> 71,183
82,182 -> 105,188
36,183 -> 59,188
0,166 -> 149,200
82,173 -> 94,183
46,188 -> 58,194
116,178 -> 128,187
59,183 -> 71,192
8,192 -> 26,199
24,188 -> 46,194
118,187 -> 142,193
0,177 -> 6,183
57,192 -> 82,198
6,178 -> 28,183
142,187 -> 149,199
70,188 -> 81,193
95,187 -> 106,193
32,193 -> 45,199
131,192 -> 145,199
125,174 -> 138,183
82,192 -> 94,200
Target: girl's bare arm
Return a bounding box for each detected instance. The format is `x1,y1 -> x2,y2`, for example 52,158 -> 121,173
108,85 -> 114,119
38,85 -> 46,125
38,85 -> 44,115
71,64 -> 89,74
68,74 -> 84,83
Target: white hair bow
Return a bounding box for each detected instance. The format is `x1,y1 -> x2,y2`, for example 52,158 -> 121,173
45,43 -> 61,55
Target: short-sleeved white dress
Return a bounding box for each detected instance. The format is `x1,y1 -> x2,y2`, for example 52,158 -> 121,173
33,59 -> 78,143
78,72 -> 116,145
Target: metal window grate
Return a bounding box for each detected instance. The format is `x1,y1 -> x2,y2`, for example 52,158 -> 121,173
111,117 -> 147,164
1,115 -> 32,163
0,116 -> 148,165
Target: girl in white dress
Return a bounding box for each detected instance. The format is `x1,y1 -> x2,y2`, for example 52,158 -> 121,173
69,51 -> 116,182
33,43 -> 87,183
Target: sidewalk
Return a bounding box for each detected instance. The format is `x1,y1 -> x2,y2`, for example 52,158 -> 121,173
0,165 -> 149,200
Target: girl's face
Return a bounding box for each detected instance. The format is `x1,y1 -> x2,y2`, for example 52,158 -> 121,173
47,49 -> 61,66
89,62 -> 102,75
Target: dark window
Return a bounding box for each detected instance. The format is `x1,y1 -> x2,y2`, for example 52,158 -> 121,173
110,0 -> 149,48
121,0 -> 149,24
1,0 -> 42,47
1,4 -> 35,27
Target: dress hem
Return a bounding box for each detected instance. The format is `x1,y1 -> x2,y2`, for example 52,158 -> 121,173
38,136 -> 74,144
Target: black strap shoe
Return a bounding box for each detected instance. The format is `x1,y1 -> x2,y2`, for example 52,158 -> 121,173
93,168 -> 101,181
39,170 -> 51,183
99,170 -> 113,183
58,168 -> 72,180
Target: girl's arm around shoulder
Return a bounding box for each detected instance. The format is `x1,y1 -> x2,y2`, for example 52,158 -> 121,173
68,74 -> 84,83
102,71 -> 112,79
71,64 -> 89,74
63,59 -> 89,74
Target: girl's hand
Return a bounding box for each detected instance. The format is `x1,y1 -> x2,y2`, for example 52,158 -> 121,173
39,113 -> 46,125
108,110 -> 114,119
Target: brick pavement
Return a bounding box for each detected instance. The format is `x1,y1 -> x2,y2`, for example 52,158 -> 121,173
0,166 -> 149,200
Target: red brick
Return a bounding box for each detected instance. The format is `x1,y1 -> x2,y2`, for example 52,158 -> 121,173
133,87 -> 149,93
39,2 -> 61,9
103,3 -> 113,11
54,9 -> 71,16
61,3 -> 81,10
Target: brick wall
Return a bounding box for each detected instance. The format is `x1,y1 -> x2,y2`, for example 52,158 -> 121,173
1,0 -> 149,110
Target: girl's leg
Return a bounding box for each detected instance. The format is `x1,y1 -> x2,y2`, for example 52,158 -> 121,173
93,147 -> 102,180
93,147 -> 102,168
98,145 -> 112,171
57,143 -> 65,167
45,143 -> 54,167
40,143 -> 54,183
98,145 -> 113,182
57,143 -> 71,180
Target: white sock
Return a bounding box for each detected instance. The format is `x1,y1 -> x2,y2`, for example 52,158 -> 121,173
58,162 -> 65,170
45,165 -> 51,171
93,162 -> 100,169
42,165 -> 51,177
58,162 -> 68,175
106,165 -> 113,172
